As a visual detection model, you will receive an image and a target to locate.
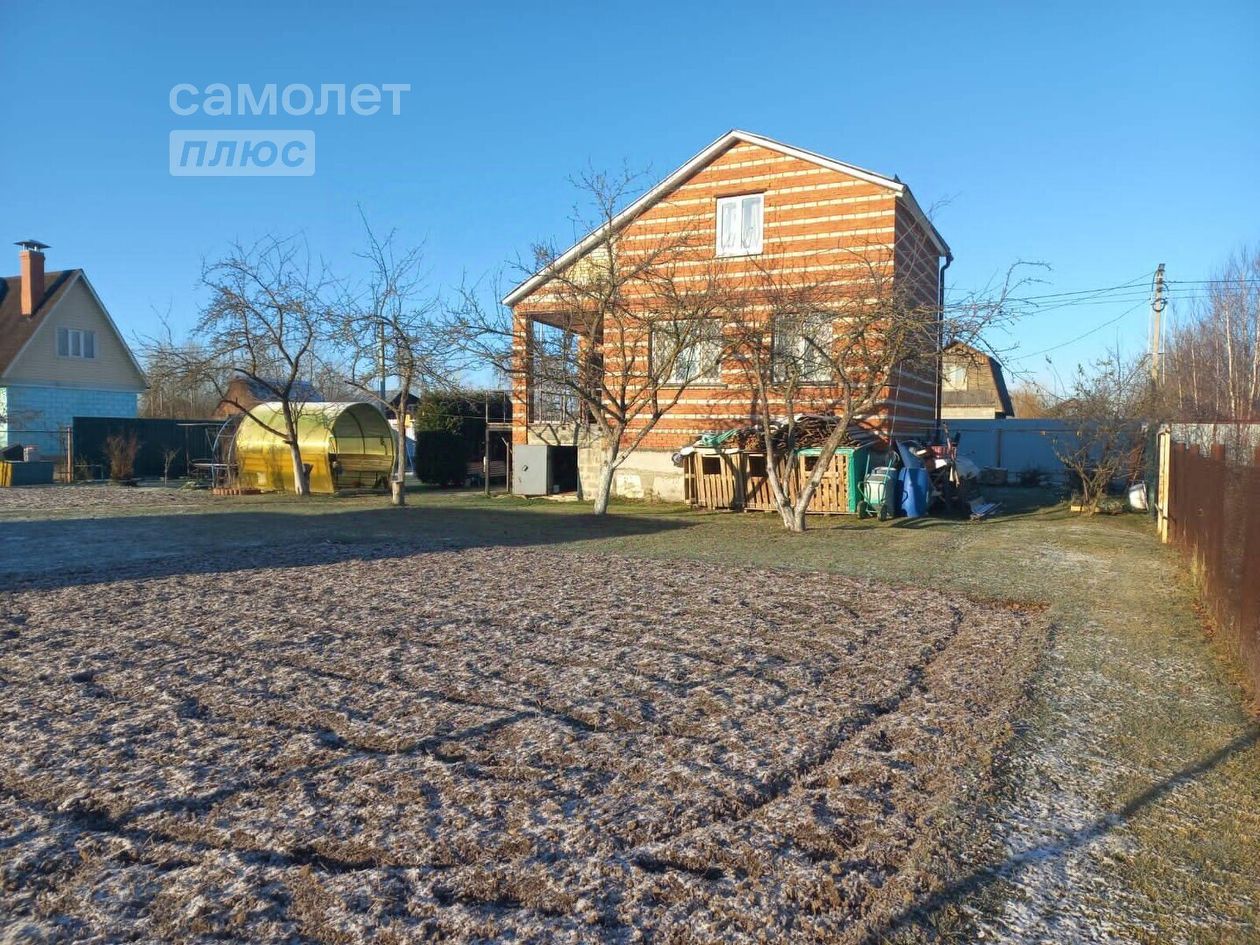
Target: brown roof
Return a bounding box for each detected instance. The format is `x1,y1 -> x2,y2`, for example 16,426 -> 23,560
942,341 -> 1015,417
0,269 -> 81,375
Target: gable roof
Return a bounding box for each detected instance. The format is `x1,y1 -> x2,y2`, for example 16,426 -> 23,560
943,341 -> 1015,417
502,129 -> 952,307
0,269 -> 79,375
0,268 -> 147,384
228,373 -> 323,403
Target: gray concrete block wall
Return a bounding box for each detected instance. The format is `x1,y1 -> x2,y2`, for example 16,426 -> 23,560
0,385 -> 139,455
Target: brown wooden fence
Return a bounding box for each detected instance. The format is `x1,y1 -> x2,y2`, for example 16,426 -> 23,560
1164,439 -> 1260,694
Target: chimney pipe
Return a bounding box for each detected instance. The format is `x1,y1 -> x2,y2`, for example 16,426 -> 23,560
15,240 -> 50,317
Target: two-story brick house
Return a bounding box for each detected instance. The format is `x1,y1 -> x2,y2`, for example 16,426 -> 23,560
0,242 -> 146,456
505,130 -> 951,501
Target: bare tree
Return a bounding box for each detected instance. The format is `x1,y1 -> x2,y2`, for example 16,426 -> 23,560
1009,382 -> 1056,418
104,431 -> 140,483
724,238 -> 1028,532
1051,349 -> 1150,513
139,340 -> 222,419
143,236 -> 331,496
161,447 -> 180,483
331,214 -> 443,506
1161,246 -> 1260,421
447,169 -> 728,515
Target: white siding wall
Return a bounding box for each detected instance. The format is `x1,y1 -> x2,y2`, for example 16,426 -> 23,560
3,278 -> 145,391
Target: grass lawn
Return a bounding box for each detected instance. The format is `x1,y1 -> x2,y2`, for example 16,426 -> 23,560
1,483 -> 1257,942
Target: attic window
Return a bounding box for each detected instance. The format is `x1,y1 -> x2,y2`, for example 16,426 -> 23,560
57,328 -> 96,359
716,194 -> 763,257
943,362 -> 967,391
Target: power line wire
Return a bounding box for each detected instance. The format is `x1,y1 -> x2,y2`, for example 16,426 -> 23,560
1167,278 -> 1260,286
1006,299 -> 1149,362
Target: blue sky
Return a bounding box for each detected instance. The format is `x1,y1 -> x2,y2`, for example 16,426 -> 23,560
2,0 -> 1257,393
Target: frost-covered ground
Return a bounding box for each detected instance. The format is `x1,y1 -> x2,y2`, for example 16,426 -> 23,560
0,482 -> 213,516
0,543 -> 1036,944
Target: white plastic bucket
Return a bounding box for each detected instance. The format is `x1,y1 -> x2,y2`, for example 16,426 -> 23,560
1128,482 -> 1148,511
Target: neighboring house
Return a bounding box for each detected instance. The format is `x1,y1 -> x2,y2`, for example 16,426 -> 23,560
505,129 -> 951,501
940,341 -> 1015,419
383,388 -> 421,420
0,241 -> 146,457
213,374 -> 323,418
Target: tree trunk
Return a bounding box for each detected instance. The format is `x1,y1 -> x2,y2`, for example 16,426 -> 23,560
391,410 -> 408,507
780,503 -> 805,532
763,453 -> 802,532
288,440 -> 310,497
592,451 -> 615,516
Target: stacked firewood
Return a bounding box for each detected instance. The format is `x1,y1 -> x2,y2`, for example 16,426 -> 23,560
726,415 -> 860,452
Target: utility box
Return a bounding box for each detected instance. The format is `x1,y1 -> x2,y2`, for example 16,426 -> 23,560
512,444 -> 580,496
513,444 -> 553,496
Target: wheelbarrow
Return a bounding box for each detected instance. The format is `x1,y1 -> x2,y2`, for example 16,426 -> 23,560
858,466 -> 899,521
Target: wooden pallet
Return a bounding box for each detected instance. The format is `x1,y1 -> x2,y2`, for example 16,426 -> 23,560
211,487 -> 262,496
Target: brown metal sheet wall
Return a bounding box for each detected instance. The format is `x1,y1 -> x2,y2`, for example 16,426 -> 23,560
1167,441 -> 1260,694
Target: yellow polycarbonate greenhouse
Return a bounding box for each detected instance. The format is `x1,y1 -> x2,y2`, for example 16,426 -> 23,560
233,402 -> 394,494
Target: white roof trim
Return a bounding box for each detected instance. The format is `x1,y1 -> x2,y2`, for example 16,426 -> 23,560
502,129 -> 951,307
1,271 -> 148,387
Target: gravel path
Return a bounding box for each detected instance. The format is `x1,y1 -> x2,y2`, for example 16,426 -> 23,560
0,543 -> 1038,944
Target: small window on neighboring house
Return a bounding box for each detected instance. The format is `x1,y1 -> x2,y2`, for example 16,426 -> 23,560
943,362 -> 968,391
716,194 -> 764,257
57,328 -> 96,359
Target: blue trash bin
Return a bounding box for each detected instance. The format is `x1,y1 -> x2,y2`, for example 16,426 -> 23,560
899,467 -> 930,518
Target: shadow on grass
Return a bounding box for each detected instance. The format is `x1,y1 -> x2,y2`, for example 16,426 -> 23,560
867,725 -> 1260,943
885,487 -> 1068,530
0,501 -> 695,591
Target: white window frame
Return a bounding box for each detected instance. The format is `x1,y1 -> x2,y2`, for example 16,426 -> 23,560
943,361 -> 968,391
653,319 -> 723,386
715,193 -> 764,257
772,315 -> 833,385
57,327 -> 97,360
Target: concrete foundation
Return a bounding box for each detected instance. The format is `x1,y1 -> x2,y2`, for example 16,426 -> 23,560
581,448 -> 685,503
524,423 -> 685,502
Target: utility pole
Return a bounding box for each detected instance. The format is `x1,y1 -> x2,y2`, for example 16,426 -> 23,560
377,323 -> 387,402
1150,263 -> 1166,383
483,397 -> 491,497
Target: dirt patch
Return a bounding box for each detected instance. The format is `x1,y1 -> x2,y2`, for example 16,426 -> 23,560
0,544 -> 1038,943
0,483 -> 213,517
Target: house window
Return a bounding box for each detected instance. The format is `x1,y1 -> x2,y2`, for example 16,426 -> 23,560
943,362 -> 968,391
653,319 -> 723,385
772,315 -> 833,384
716,194 -> 763,257
57,328 -> 96,359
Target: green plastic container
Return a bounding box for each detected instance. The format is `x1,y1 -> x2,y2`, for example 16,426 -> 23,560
795,445 -> 869,513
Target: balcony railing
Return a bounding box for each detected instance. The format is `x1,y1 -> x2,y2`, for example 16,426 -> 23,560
531,386 -> 581,424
